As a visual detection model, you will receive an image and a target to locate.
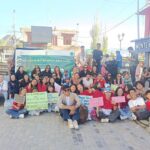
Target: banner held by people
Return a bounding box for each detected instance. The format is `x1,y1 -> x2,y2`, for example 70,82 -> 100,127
26,92 -> 48,110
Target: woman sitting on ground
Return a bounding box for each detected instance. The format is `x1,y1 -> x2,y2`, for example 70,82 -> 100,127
114,87 -> 132,120
96,87 -> 120,123
6,88 -> 27,119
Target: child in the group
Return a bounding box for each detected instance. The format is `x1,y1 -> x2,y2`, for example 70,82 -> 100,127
145,90 -> 150,112
6,88 -> 27,119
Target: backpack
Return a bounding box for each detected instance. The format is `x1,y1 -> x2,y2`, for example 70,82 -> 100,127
79,105 -> 88,124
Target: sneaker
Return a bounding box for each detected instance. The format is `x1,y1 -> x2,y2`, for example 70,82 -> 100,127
73,120 -> 79,130
101,118 -> 109,123
35,112 -> 40,116
19,114 -> 24,119
9,115 -> 13,119
68,119 -> 74,129
120,115 -> 128,120
131,113 -> 137,121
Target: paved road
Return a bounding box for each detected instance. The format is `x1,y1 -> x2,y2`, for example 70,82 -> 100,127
0,106 -> 150,150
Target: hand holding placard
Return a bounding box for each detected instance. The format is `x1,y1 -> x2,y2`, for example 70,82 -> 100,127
112,96 -> 125,103
89,97 -> 104,108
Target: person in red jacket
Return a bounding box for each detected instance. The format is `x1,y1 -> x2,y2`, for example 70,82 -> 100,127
96,87 -> 120,122
81,86 -> 104,98
37,77 -> 47,92
145,90 -> 150,111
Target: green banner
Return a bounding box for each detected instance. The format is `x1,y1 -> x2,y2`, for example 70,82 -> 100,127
15,50 -> 75,73
48,93 -> 59,104
26,92 -> 48,110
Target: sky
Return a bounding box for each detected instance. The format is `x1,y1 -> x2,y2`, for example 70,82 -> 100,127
0,0 -> 147,50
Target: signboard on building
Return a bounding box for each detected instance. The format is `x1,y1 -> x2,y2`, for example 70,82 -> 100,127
31,26 -> 52,44
15,49 -> 75,73
134,37 -> 150,53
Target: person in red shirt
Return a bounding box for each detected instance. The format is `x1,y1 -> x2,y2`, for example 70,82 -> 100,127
26,79 -> 37,93
96,87 -> 120,122
81,86 -> 103,98
93,74 -> 106,90
145,90 -> 150,111
37,77 -> 47,92
6,88 -> 27,119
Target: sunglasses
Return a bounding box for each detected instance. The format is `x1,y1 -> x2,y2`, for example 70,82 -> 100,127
65,89 -> 70,92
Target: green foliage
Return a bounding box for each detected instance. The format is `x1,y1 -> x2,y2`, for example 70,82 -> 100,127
102,36 -> 108,54
90,19 -> 100,49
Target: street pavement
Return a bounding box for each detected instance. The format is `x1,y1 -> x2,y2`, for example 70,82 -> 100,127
0,106 -> 150,150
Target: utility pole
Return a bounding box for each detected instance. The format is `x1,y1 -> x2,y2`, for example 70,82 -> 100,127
137,0 -> 140,39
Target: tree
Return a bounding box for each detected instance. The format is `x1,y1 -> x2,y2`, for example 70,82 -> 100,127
102,35 -> 108,54
90,18 -> 100,49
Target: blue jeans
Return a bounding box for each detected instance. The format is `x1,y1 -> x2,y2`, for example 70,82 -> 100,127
119,107 -> 132,119
60,108 -> 80,121
6,109 -> 27,118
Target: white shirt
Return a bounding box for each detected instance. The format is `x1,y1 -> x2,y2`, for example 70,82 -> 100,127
128,97 -> 145,108
82,77 -> 93,88
0,80 -> 8,92
66,96 -> 71,106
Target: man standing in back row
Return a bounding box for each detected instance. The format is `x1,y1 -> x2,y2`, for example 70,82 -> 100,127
93,43 -> 103,73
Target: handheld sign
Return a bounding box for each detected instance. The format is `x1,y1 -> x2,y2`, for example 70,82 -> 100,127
78,95 -> 92,108
14,94 -> 25,104
48,93 -> 59,104
111,84 -> 118,91
89,97 -> 104,108
112,96 -> 125,103
26,92 -> 48,111
54,82 -> 61,94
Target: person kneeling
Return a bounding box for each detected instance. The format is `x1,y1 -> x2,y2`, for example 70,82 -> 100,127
58,85 -> 80,129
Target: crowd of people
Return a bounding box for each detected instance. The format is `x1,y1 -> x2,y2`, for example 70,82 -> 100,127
0,43 -> 150,130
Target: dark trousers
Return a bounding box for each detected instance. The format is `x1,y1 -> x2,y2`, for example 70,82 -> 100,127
60,108 -> 80,121
135,109 -> 150,120
99,109 -> 120,122
130,66 -> 136,85
96,61 -> 101,73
